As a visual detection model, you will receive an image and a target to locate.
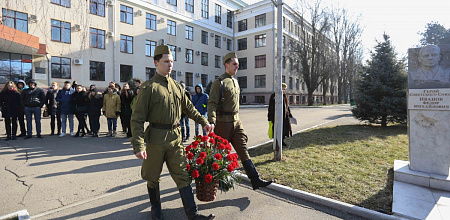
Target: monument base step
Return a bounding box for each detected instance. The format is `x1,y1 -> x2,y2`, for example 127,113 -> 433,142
394,160 -> 450,191
393,181 -> 450,220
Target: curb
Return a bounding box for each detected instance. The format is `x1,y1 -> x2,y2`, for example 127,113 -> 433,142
0,209 -> 30,220
237,174 -> 405,220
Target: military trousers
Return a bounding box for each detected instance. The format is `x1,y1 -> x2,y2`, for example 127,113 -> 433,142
215,120 -> 250,163
142,127 -> 191,189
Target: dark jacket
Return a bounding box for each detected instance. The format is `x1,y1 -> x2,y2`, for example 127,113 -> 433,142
56,88 -> 75,114
191,84 -> 208,115
21,87 -> 46,108
181,90 -> 192,117
268,92 -> 293,138
45,88 -> 59,109
71,91 -> 88,113
88,93 -> 103,117
120,89 -> 134,116
0,89 -> 22,118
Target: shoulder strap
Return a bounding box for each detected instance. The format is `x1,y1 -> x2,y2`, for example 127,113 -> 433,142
218,77 -> 225,103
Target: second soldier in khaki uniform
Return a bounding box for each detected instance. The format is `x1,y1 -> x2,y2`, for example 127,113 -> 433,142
131,45 -> 215,220
208,52 -> 272,190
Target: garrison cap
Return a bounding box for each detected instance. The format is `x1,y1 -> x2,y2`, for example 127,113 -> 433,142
154,45 -> 172,57
282,83 -> 287,88
223,52 -> 238,65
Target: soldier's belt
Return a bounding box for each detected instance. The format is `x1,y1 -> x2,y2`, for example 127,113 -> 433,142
217,110 -> 238,116
151,123 -> 181,130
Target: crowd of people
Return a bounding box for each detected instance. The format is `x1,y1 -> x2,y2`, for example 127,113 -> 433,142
0,79 -> 143,140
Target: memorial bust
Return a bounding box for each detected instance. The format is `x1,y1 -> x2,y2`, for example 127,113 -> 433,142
412,45 -> 449,83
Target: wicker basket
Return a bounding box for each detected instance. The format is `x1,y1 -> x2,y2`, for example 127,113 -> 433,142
195,179 -> 219,202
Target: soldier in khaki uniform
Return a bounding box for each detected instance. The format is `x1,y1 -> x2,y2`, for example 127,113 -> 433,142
131,45 -> 215,220
208,52 -> 272,190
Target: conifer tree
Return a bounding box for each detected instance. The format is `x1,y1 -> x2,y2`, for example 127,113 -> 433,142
352,34 -> 407,127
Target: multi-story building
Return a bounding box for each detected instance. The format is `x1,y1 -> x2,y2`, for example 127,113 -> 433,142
0,0 -> 336,104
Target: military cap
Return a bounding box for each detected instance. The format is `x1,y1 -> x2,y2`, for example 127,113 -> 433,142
154,45 -> 172,57
223,52 -> 238,65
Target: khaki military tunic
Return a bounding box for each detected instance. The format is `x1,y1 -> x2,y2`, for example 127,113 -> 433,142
131,73 -> 208,189
208,73 -> 250,162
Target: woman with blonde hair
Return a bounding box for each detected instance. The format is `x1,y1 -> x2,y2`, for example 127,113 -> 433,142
0,81 -> 22,140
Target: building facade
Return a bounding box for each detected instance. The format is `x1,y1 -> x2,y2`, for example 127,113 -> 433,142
0,0 -> 336,104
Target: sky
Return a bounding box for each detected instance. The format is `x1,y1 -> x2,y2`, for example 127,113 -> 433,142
244,0 -> 450,61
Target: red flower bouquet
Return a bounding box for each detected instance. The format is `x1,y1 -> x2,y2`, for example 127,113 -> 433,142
185,133 -> 240,200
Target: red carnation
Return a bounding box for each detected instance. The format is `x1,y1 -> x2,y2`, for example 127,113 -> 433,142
196,135 -> 202,140
227,154 -> 234,161
204,173 -> 213,183
212,163 -> 219,170
209,138 -> 215,144
227,164 -> 234,172
187,153 -> 194,160
199,152 -> 207,159
187,164 -> 191,171
192,141 -> 199,148
223,139 -> 229,145
185,145 -> 192,152
201,135 -> 209,142
192,169 -> 199,178
208,132 -> 215,137
214,153 -> 222,160
196,158 -> 204,165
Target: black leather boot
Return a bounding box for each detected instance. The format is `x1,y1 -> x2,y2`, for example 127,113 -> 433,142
243,159 -> 272,190
147,185 -> 164,220
179,185 -> 215,220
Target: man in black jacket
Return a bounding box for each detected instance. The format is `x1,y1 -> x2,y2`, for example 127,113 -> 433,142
22,79 -> 46,139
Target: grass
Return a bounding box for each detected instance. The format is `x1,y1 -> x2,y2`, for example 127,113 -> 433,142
248,124 -> 408,214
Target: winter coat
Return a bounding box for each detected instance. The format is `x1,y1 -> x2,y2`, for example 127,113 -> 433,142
181,90 -> 192,117
191,84 -> 209,115
268,92 -> 293,138
103,93 -> 121,118
56,88 -> 75,114
120,89 -> 134,116
16,80 -> 28,93
71,91 -> 88,113
0,89 -> 22,118
21,87 -> 45,108
45,88 -> 59,109
88,93 -> 103,117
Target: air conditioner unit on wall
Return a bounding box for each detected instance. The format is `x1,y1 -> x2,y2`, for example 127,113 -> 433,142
159,39 -> 165,45
106,0 -> 115,6
223,36 -> 227,41
196,51 -> 201,55
29,14 -> 39,22
178,47 -> 182,52
74,59 -> 83,65
74,24 -> 81,31
210,33 -> 215,37
177,71 -> 183,76
160,18 -> 165,23
107,32 -> 114,37
195,73 -> 201,77
136,10 -> 143,16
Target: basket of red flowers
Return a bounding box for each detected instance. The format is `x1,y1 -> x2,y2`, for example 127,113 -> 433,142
185,132 -> 240,202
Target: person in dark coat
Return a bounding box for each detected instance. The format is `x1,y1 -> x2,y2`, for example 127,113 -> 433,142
16,79 -> 27,137
191,84 -> 209,137
179,82 -> 191,142
45,82 -> 61,135
71,85 -> 88,137
120,83 -> 134,137
56,81 -> 75,137
87,88 -> 103,137
268,83 -> 293,148
21,79 -> 46,139
0,81 -> 22,140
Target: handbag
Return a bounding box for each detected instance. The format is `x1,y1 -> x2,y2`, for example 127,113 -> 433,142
43,108 -> 49,117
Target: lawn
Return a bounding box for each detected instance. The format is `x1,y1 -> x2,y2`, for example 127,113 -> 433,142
248,124 -> 408,214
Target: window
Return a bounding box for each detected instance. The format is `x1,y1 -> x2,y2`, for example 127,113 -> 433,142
237,38 -> 247,51
283,36 -> 286,48
120,65 -> 133,82
238,57 -> 247,70
296,78 -> 299,90
215,4 -> 221,24
238,19 -> 247,32
289,77 -> 293,89
51,57 -> 71,79
120,5 -> 133,24
255,34 -> 266,48
255,75 -> 266,88
185,49 -> 194,64
167,20 -> 176,35
90,61 -> 105,81
2,9 -> 28,33
185,72 -> 193,86
283,16 -> 285,28
215,56 -> 221,68
215,35 -> 221,48
146,13 -> 156,30
255,96 -> 265,103
145,40 -> 157,56
227,10 -> 233,28
51,19 -> 71,43
168,45 -> 177,60
227,39 -> 232,51
302,82 -> 305,90
120,34 -> 133,53
90,28 -> 105,49
0,52 -> 32,84
171,70 -> 177,80
201,52 -> 208,66
289,58 -> 293,70
146,67 -> 156,80
282,56 -> 286,68
241,96 -> 246,103
89,0 -> 105,16
201,0 -> 209,18
282,75 -> 285,83
255,55 -> 266,68
201,31 -> 208,44
51,0 -> 70,7
185,25 -> 193,40
201,74 -> 208,87
167,0 -> 177,6
255,13 -> 266,28
185,0 -> 194,12
238,76 -> 247,88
